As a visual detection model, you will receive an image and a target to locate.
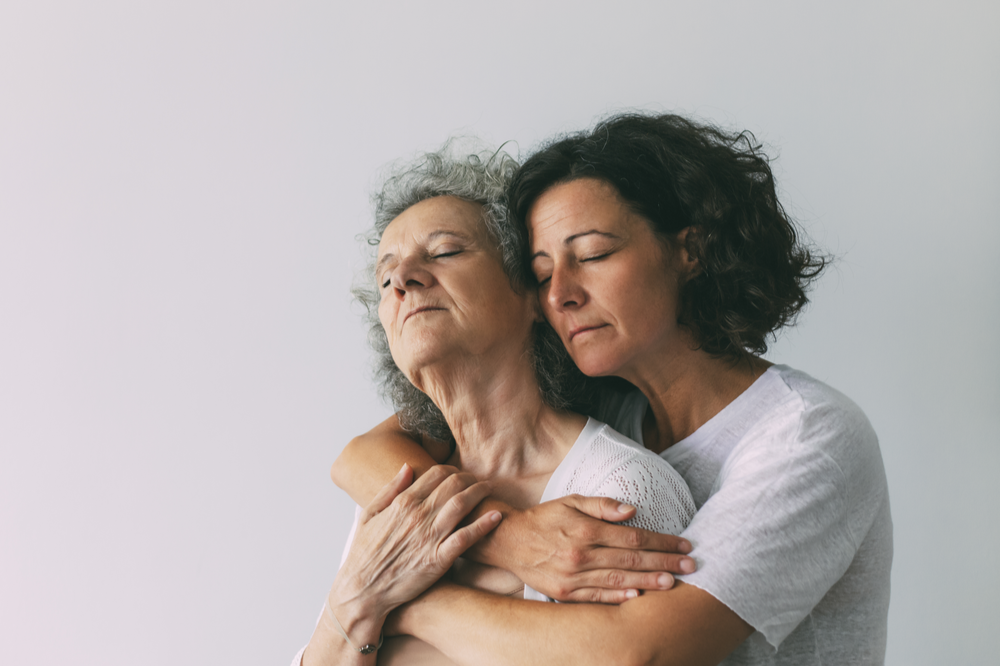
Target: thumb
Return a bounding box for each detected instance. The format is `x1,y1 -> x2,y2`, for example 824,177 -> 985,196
562,494 -> 637,522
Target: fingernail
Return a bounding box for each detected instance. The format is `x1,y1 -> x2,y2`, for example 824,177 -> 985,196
657,573 -> 673,588
398,463 -> 409,474
489,511 -> 502,522
681,557 -> 696,574
617,503 -> 633,513
679,539 -> 692,553
625,589 -> 638,599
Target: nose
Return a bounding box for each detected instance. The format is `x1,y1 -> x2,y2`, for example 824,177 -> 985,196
546,265 -> 586,312
388,255 -> 435,298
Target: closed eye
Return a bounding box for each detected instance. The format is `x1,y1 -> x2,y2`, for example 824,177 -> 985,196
432,250 -> 461,258
581,252 -> 611,262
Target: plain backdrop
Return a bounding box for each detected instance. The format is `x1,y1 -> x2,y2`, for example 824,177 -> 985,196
1,1 -> 997,664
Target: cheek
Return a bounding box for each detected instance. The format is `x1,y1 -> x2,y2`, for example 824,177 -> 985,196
377,300 -> 395,337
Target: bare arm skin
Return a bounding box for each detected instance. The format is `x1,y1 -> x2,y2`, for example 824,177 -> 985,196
332,416 -> 696,603
393,581 -> 753,665
302,465 -> 501,665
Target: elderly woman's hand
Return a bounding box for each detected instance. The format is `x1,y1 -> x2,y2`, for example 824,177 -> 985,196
319,464 -> 501,657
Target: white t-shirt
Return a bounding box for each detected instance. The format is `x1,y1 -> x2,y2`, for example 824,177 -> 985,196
594,364 -> 893,665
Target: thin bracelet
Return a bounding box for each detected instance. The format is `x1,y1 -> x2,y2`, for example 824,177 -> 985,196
323,597 -> 384,655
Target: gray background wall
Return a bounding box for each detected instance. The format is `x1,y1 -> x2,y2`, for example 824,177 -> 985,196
1,1 -> 997,664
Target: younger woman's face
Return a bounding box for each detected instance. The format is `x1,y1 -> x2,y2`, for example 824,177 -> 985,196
527,178 -> 691,379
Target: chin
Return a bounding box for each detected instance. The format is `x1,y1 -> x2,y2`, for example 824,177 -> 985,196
571,350 -> 624,379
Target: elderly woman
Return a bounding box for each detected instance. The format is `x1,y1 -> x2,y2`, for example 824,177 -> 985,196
297,145 -> 695,665
336,114 -> 893,664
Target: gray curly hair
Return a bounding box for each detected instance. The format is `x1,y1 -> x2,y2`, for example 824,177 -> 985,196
353,140 -> 590,443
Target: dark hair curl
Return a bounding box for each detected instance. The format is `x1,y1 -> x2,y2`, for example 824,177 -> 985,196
510,113 -> 826,361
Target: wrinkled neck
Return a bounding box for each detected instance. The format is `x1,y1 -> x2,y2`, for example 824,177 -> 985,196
412,351 -> 584,479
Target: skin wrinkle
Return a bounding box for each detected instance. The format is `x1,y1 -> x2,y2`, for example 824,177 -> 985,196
375,195 -> 581,482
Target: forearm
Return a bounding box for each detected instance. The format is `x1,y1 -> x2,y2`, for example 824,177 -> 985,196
396,581 -> 751,665
398,583 -> 633,665
331,415 -> 439,505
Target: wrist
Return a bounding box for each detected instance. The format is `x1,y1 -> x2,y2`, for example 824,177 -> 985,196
393,581 -> 456,636
327,584 -> 387,650
469,503 -> 524,571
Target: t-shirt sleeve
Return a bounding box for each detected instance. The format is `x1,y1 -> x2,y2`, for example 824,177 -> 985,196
676,395 -> 887,650
590,446 -> 696,537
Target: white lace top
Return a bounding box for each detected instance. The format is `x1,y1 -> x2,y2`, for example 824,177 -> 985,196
524,418 -> 696,602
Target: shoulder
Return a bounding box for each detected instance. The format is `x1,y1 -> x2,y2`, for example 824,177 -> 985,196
764,366 -> 882,481
718,365 -> 889,542
577,422 -> 697,532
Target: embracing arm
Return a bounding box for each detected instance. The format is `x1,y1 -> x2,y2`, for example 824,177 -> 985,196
331,415 -> 442,505
332,417 -> 696,603
394,580 -> 752,665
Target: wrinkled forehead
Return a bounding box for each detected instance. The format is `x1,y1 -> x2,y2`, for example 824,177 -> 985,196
378,196 -> 487,252
527,178 -> 638,245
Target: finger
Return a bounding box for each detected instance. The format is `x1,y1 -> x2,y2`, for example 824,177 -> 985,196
362,463 -> 414,521
586,547 -> 697,575
399,464 -> 460,503
564,509 -> 692,553
562,587 -> 641,605
573,568 -> 678,591
561,494 -> 638,522
432,479 -> 494,533
424,471 -> 482,512
437,510 -> 503,564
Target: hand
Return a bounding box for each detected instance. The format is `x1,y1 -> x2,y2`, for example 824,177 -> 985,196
509,494 -> 696,603
333,464 -> 502,623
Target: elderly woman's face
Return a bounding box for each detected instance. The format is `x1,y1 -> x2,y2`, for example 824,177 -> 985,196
377,196 -> 537,379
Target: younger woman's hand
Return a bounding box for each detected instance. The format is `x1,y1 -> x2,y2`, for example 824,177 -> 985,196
506,494 -> 695,603
333,463 -> 502,621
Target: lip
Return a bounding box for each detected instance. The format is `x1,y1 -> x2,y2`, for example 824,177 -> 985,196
568,324 -> 609,341
404,306 -> 446,323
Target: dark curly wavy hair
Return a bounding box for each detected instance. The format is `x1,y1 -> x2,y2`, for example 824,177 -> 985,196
509,113 -> 827,361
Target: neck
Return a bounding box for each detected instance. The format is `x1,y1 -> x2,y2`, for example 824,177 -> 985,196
617,329 -> 771,454
411,352 -> 585,479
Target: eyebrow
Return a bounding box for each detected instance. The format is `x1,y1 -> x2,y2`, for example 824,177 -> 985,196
376,229 -> 473,275
530,230 -> 620,261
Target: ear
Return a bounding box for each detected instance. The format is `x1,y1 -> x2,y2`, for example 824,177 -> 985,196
674,226 -> 703,279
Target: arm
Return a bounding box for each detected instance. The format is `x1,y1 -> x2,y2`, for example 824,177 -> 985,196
332,417 -> 696,603
302,465 -> 501,665
394,581 -> 753,665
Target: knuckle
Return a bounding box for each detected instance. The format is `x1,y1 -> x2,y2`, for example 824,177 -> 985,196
622,549 -> 642,570
578,523 -> 599,543
624,529 -> 645,549
437,474 -> 463,496
392,494 -> 415,513
605,570 -> 626,588
567,548 -> 588,568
